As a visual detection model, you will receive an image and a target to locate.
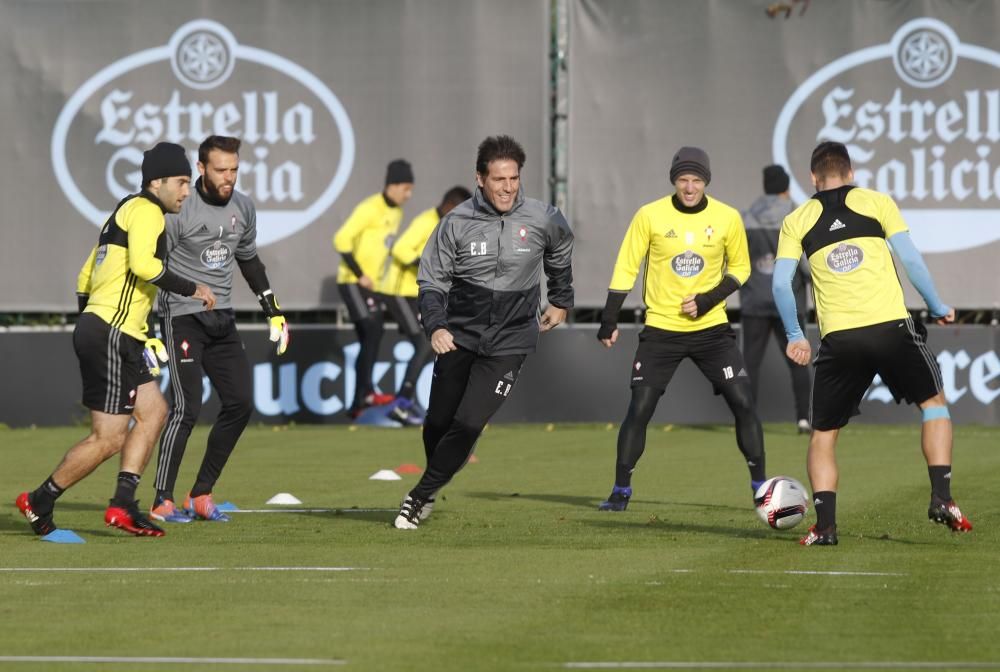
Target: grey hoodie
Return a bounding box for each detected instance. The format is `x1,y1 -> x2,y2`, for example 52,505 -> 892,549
740,194 -> 809,317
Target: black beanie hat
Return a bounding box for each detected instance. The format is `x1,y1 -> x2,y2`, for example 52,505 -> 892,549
669,146 -> 711,185
385,159 -> 414,186
763,165 -> 790,194
141,142 -> 191,184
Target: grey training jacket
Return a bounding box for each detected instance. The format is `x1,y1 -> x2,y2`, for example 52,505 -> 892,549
417,187 -> 574,356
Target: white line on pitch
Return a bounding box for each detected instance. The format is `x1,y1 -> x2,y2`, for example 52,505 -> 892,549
563,662 -> 1000,669
0,567 -> 369,573
230,508 -> 396,513
0,656 -> 344,666
728,569 -> 907,577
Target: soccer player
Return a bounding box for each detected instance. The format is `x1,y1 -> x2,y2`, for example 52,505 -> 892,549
596,147 -> 767,512
393,135 -> 574,529
151,135 -> 290,524
333,160 -> 414,418
773,141 -> 972,546
16,142 -> 215,538
740,164 -> 812,433
379,185 -> 472,426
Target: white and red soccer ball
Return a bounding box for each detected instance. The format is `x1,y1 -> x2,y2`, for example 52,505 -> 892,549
754,476 -> 809,530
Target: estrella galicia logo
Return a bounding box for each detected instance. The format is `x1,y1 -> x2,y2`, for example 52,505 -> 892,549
826,243 -> 863,273
201,240 -> 232,269
773,18 -> 1000,254
671,250 -> 705,277
52,20 -> 355,246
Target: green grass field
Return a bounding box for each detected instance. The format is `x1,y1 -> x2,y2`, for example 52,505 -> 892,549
1,423 -> 998,671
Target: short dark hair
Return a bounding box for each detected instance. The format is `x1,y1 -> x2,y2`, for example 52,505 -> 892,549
476,135 -> 525,175
810,141 -> 852,179
199,135 -> 242,164
441,186 -> 472,208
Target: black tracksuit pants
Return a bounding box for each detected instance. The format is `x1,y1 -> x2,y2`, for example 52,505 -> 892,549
741,314 -> 811,421
338,283 -> 385,411
155,310 -> 253,501
409,347 -> 526,500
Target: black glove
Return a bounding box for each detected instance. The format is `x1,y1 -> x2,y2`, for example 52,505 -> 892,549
597,290 -> 628,341
597,322 -> 617,340
691,275 -> 741,318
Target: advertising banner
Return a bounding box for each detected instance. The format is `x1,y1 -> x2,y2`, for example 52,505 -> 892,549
2,325 -> 996,427
0,0 -> 549,310
568,0 -> 1000,308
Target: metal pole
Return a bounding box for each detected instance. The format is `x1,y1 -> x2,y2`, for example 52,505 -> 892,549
550,0 -> 569,215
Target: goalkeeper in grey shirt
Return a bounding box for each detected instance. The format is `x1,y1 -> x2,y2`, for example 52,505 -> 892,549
150,135 -> 289,524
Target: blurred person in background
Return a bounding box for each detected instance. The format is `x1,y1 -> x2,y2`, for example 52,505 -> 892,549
740,164 -> 811,433
379,185 -> 472,426
333,159 -> 414,419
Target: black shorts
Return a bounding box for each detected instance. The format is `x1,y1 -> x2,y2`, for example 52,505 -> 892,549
337,283 -> 384,323
630,324 -> 750,393
73,312 -> 154,415
380,294 -> 422,337
811,317 -> 943,431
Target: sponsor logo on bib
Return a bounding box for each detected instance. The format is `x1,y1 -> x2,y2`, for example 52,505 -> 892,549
671,250 -> 705,277
826,243 -> 863,273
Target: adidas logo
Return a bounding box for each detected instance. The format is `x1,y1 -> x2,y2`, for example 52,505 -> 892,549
665,229 -> 677,238
814,497 -> 823,505
198,224 -> 210,233
503,371 -> 515,381
737,368 -> 748,377
829,219 -> 846,231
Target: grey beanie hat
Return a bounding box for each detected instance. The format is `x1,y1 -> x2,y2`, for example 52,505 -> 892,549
669,146 -> 711,185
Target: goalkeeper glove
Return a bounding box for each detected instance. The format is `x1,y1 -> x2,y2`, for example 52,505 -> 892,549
258,290 -> 290,356
143,338 -> 168,377
269,316 -> 289,355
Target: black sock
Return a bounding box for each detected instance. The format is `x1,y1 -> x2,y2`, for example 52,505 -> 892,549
747,459 -> 766,484
813,490 -> 837,530
189,481 -> 213,498
155,490 -> 174,505
31,476 -> 65,515
111,472 -> 141,507
398,381 -> 415,401
928,465 -> 952,501
614,464 -> 633,489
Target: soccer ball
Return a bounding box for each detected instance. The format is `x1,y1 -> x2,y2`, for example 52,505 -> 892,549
754,476 -> 809,530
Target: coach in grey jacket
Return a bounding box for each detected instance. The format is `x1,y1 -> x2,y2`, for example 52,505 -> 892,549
393,135 -> 574,529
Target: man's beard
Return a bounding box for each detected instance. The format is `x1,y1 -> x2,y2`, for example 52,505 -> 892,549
201,176 -> 234,205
